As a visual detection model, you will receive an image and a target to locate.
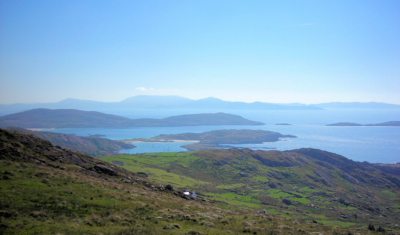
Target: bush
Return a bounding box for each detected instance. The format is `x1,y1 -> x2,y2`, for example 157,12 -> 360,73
368,224 -> 375,231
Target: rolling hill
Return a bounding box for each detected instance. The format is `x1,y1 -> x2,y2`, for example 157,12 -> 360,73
0,128 -> 378,234
0,109 -> 264,129
102,148 -> 400,230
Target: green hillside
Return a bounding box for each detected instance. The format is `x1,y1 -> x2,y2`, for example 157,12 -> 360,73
1,128 -> 384,234
102,149 -> 400,230
0,129 -> 398,235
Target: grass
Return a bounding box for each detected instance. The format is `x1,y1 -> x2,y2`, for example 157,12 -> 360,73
0,158 -> 394,235
99,150 -> 400,230
216,183 -> 245,189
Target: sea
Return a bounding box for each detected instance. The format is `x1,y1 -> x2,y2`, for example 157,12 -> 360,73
44,109 -> 400,164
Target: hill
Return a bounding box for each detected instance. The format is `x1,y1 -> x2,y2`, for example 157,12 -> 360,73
102,149 -> 400,230
0,128 -> 376,234
0,109 -> 264,129
5,127 -> 134,156
327,121 -> 400,127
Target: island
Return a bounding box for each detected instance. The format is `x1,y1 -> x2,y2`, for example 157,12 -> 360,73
326,121 -> 400,127
0,109 -> 264,129
122,129 -> 296,151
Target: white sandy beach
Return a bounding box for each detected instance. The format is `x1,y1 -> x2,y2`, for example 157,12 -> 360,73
124,139 -> 200,143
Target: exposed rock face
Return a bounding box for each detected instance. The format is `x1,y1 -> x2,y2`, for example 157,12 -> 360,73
339,198 -> 350,206
94,164 -> 118,176
251,152 -> 295,167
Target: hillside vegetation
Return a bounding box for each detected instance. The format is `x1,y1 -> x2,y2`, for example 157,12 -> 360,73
102,149 -> 400,231
0,109 -> 264,128
1,128 -> 395,234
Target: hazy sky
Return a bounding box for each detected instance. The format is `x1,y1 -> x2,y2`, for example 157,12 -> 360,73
1,0 -> 399,104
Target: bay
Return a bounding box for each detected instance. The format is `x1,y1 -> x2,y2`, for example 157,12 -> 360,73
44,109 -> 400,163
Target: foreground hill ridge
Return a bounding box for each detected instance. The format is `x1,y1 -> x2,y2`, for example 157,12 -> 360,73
0,109 -> 264,128
1,129 -> 391,234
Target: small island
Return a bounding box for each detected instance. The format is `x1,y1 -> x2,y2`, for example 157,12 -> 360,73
326,121 -> 400,127
123,129 -> 296,151
276,123 -> 291,125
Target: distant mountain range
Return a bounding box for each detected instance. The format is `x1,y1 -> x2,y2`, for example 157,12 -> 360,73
0,109 -> 264,129
0,96 -> 320,116
1,96 -> 399,117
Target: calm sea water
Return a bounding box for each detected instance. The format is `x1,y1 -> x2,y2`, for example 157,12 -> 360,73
45,109 -> 400,163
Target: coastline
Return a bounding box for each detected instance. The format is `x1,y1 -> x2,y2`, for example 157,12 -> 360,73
26,128 -> 55,131
122,139 -> 200,143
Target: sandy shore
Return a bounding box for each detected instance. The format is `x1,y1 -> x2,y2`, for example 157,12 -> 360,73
124,139 -> 200,143
26,128 -> 55,131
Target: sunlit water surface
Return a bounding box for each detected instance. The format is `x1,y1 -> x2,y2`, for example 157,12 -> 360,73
45,109 -> 400,163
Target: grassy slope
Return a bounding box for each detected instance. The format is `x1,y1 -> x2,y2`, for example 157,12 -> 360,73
102,149 -> 400,232
1,128 -> 379,235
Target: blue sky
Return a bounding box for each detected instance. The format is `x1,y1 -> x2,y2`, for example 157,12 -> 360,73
1,0 -> 399,104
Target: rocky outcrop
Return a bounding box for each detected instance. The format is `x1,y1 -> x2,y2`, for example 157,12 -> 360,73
281,197 -> 293,205
94,164 -> 118,176
251,152 -> 295,167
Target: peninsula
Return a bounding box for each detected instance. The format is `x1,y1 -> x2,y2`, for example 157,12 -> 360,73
6,127 -> 134,156
0,109 -> 264,129
124,129 -> 296,151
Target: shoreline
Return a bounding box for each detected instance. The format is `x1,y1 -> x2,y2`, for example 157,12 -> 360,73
26,128 -> 55,131
122,139 -> 200,143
